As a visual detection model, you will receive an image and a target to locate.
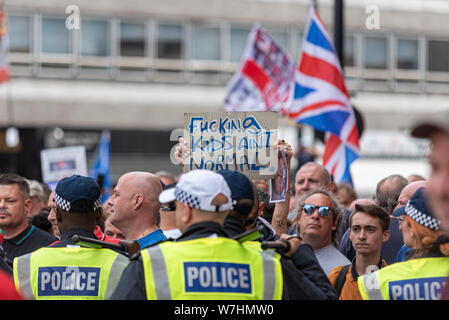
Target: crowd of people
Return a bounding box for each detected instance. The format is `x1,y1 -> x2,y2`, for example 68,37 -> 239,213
0,115 -> 448,301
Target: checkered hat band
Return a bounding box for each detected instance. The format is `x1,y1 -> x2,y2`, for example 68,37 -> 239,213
54,192 -> 101,212
406,202 -> 440,231
174,186 -> 201,209
54,192 -> 71,212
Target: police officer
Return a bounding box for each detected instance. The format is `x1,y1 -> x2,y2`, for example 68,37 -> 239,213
13,175 -> 129,300
218,169 -> 337,300
358,188 -> 449,300
111,169 -> 283,300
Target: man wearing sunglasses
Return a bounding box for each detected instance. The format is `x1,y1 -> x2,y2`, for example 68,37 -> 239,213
158,183 -> 182,240
294,188 -> 350,275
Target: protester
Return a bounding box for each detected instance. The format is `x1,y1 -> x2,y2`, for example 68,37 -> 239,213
25,179 -> 48,219
155,170 -> 176,186
395,180 -> 428,212
13,175 -> 129,300
107,171 -> 166,249
375,174 -> 409,214
338,174 -> 408,264
0,173 -> 57,269
411,111 -> 449,299
328,204 -> 390,299
104,216 -> 126,240
358,187 -> 449,300
292,188 -> 350,274
337,199 -> 376,259
46,190 -> 59,238
393,180 -> 428,262
337,183 -> 357,209
158,183 -> 182,240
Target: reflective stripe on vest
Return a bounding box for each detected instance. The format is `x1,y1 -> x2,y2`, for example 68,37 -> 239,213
13,247 -> 129,300
141,237 -> 283,300
358,257 -> 449,300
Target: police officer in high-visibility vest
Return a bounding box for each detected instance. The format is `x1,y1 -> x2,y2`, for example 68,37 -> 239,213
13,175 -> 129,300
110,169 -> 284,300
358,187 -> 449,300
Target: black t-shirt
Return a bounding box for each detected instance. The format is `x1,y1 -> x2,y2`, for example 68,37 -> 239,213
2,224 -> 57,268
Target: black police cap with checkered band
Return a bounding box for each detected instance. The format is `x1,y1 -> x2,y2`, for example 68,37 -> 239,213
405,187 -> 440,231
54,175 -> 101,214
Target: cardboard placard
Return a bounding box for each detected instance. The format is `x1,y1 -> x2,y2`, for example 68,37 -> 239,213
183,112 -> 278,179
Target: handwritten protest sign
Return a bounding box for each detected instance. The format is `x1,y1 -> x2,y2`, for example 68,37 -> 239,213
183,112 -> 278,179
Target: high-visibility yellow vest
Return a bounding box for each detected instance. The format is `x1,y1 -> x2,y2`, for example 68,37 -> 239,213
13,247 -> 129,300
141,237 -> 283,300
358,257 -> 449,300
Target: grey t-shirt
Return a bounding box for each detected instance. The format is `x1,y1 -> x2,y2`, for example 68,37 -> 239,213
314,244 -> 351,275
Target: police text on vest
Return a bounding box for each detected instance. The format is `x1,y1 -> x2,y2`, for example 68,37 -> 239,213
184,262 -> 252,294
389,277 -> 445,300
38,266 -> 101,296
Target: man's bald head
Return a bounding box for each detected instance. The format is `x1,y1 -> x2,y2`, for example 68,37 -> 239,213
395,180 -> 427,211
107,171 -> 163,237
375,174 -> 408,214
295,162 -> 331,196
120,171 -> 162,203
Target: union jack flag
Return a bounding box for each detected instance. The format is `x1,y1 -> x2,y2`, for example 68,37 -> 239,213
224,25 -> 295,112
287,8 -> 360,184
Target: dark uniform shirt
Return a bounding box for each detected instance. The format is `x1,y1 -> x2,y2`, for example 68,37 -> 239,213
49,228 -> 101,248
2,224 -> 57,268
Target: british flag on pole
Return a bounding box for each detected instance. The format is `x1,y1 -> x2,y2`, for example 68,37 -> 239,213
287,7 -> 360,185
224,25 -> 295,112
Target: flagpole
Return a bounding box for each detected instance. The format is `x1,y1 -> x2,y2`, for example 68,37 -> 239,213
334,0 -> 344,69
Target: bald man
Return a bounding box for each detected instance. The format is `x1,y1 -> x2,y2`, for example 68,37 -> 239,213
107,172 -> 166,249
394,180 -> 427,212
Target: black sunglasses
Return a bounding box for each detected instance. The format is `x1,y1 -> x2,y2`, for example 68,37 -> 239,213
302,204 -> 333,217
161,201 -> 176,212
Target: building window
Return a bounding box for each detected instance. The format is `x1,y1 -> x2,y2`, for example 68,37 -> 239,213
157,23 -> 183,59
364,36 -> 387,69
191,25 -> 220,60
120,22 -> 145,57
81,19 -> 109,56
344,36 -> 355,67
427,40 -> 449,72
8,15 -> 31,53
42,17 -> 71,54
396,38 -> 418,70
230,27 -> 250,62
